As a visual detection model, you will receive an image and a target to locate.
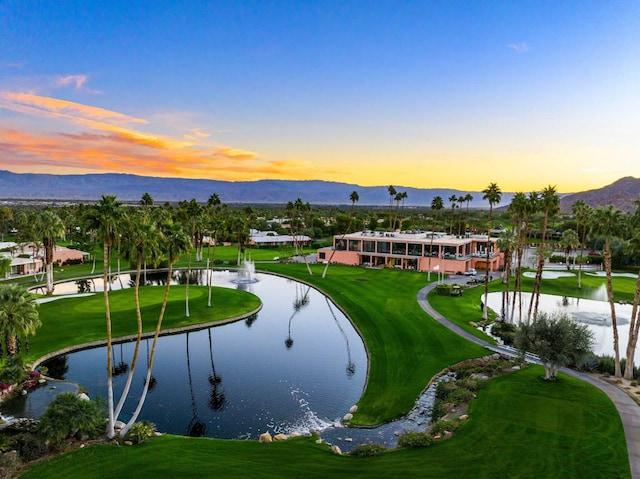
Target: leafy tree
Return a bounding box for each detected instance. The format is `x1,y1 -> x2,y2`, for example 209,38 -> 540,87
0,285 -> 40,357
0,206 -> 13,241
482,182 -> 502,320
0,256 -> 11,279
38,392 -> 105,443
560,229 -> 580,271
515,311 -> 594,380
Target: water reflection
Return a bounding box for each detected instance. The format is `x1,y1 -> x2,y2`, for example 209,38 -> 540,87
36,271 -> 367,440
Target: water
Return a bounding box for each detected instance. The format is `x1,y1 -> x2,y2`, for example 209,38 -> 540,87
487,292 -> 634,358
17,271 -> 367,441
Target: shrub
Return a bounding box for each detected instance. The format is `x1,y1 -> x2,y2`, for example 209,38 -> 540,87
0,356 -> 25,385
431,400 -> 455,420
124,421 -> 156,444
9,433 -> 47,462
349,443 -> 386,457
435,284 -> 452,296
0,450 -> 21,478
38,392 -> 105,443
397,431 -> 433,448
429,419 -> 460,436
491,321 -> 517,346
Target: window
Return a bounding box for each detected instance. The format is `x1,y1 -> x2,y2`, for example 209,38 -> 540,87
392,242 -> 407,255
348,240 -> 361,252
377,241 -> 390,254
408,243 -> 422,256
363,240 -> 376,253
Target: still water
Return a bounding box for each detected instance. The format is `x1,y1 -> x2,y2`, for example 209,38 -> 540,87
33,270 -> 367,439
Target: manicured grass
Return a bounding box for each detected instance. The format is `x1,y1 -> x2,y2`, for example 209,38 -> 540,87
19,366 -> 629,479
26,286 -> 261,364
256,263 -> 488,425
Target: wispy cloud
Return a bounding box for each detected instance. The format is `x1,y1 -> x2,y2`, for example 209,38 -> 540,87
55,75 -> 102,94
507,42 -> 530,53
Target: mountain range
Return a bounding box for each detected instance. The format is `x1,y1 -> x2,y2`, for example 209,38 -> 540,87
0,170 -> 638,212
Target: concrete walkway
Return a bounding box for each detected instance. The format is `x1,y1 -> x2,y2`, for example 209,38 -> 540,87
418,279 -> 640,479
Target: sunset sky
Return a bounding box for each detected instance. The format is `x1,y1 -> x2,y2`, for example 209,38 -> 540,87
1,1 -> 638,193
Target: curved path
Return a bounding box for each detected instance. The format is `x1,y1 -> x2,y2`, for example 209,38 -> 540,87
418,280 -> 640,479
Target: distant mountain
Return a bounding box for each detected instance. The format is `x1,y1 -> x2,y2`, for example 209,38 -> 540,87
0,170 -> 514,207
560,177 -> 640,213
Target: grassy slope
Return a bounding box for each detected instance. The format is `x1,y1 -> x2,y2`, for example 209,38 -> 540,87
26,286 -> 261,364
20,366 -> 629,479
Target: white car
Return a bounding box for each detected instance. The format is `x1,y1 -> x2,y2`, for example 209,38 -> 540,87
464,268 -> 477,276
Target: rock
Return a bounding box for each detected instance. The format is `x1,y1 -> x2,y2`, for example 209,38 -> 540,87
273,434 -> 288,441
78,392 -> 90,401
469,321 -> 478,327
124,440 -> 133,446
345,437 -> 353,442
511,365 -> 521,370
349,405 -> 358,413
342,413 -> 353,421
315,438 -> 324,444
331,445 -> 342,455
154,432 -> 163,437
433,434 -> 441,440
459,414 -> 469,420
444,431 -> 453,438
289,431 -> 301,438
259,432 -> 272,443
79,444 -> 85,448
114,420 -> 126,431
38,378 -> 46,384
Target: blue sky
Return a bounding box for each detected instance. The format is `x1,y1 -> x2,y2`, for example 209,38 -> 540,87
1,0 -> 638,193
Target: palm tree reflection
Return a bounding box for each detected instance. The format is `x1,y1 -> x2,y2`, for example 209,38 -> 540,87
285,285 -> 311,349
186,332 -> 206,437
207,328 -> 226,411
326,297 -> 356,377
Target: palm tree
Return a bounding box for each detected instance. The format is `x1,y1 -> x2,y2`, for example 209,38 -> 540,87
427,196 -> 444,281
177,199 -> 203,317
464,193 -> 474,233
528,185 -> 559,321
481,183 -> 502,320
120,219 -> 190,437
205,193 -> 222,307
322,191 -> 359,278
457,196 -> 466,234
0,285 -> 40,357
448,195 -> 458,234
560,229 -> 580,271
37,209 -> 65,295
572,200 -> 593,289
591,205 -> 625,378
387,186 -> 397,231
84,195 -> 124,439
496,230 -> 517,323
507,192 -> 528,323
624,223 -> 640,379
113,209 -> 162,421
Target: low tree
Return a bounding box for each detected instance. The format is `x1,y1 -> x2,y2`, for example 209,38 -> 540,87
38,392 -> 105,443
0,285 -> 40,357
515,311 -> 594,380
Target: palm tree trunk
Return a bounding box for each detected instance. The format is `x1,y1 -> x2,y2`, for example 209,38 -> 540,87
604,244 -> 622,377
114,254 -> 144,421
103,244 -> 115,439
624,270 -> 640,379
121,265 -> 174,436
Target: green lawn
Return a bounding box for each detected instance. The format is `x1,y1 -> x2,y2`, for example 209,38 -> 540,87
26,286 -> 261,364
19,366 -> 629,479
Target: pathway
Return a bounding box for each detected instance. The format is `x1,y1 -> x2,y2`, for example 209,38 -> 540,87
418,279 -> 640,479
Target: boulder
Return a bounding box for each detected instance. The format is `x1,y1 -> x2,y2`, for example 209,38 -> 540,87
114,420 -> 126,431
331,445 -> 342,455
273,434 -> 288,441
78,392 -> 91,401
349,405 -> 358,414
459,414 -> 469,421
259,432 -> 272,443
342,413 -> 353,421
124,440 -> 133,446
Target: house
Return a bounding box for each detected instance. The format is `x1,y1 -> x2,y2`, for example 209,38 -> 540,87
317,230 -> 503,274
249,230 -> 312,248
0,242 -> 89,278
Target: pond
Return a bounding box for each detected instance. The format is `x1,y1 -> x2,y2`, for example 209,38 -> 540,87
486,291 -> 635,358
9,270 -> 368,441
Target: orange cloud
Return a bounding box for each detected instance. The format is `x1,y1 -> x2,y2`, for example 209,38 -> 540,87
213,147 -> 259,160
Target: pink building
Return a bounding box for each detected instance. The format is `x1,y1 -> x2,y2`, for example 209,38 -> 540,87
317,230 -> 503,274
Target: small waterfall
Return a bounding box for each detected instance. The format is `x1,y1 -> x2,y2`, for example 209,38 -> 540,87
592,283 -> 608,301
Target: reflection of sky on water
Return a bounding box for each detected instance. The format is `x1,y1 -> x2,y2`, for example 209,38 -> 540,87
27,271 -> 367,441
487,292 -> 633,358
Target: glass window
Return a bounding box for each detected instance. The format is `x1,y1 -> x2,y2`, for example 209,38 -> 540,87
392,242 -> 407,255
377,241 -> 390,254
408,243 -> 422,256
348,240 -> 361,252
336,239 -> 347,251
363,240 -> 376,253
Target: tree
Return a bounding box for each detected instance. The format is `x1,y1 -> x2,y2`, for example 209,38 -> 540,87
0,285 -> 40,357
482,183 -> 502,320
0,206 -> 13,242
177,199 -> 203,317
463,193 -> 474,233
0,256 -> 11,279
38,392 -> 105,443
387,185 -> 397,230
37,209 -> 65,295
448,194 -> 458,234
591,205 -> 625,378
560,229 -> 580,270
84,194 -> 124,439
507,192 -> 531,323
427,196 -> 444,281
572,200 -> 593,289
322,191 -> 359,278
496,230 -> 517,323
515,311 -> 594,380
528,185 -> 559,321
624,213 -> 640,379
205,193 -> 222,307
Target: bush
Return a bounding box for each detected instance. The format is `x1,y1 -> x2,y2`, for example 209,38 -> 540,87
397,431 -> 433,448
491,321 -> 517,346
38,392 -> 105,443
0,356 -> 25,385
0,450 -> 21,478
124,421 -> 156,444
429,419 -> 460,436
435,284 -> 453,296
349,443 -> 386,457
9,433 -> 47,462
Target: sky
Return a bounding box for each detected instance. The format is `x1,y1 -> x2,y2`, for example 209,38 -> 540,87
1,1 -> 639,193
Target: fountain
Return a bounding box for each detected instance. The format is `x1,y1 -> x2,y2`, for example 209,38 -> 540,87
233,257 -> 258,284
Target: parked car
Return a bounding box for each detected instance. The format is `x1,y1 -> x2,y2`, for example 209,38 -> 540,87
464,268 -> 477,276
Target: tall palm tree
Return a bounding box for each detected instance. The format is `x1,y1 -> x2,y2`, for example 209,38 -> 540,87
428,196 -> 444,281
37,209 -> 65,295
591,205 -> 625,378
496,230 -> 517,323
457,196 -> 465,234
464,193 -> 474,233
528,185 -> 559,321
507,192 -> 528,323
322,191 -> 359,278
205,193 -> 221,307
0,285 -> 40,357
387,186 -> 397,231
84,195 -> 124,439
572,200 -> 593,289
448,195 -> 458,234
481,183 -> 502,320
120,219 -> 190,437
624,221 -> 640,379
113,209 -> 162,420
177,199 -> 203,317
